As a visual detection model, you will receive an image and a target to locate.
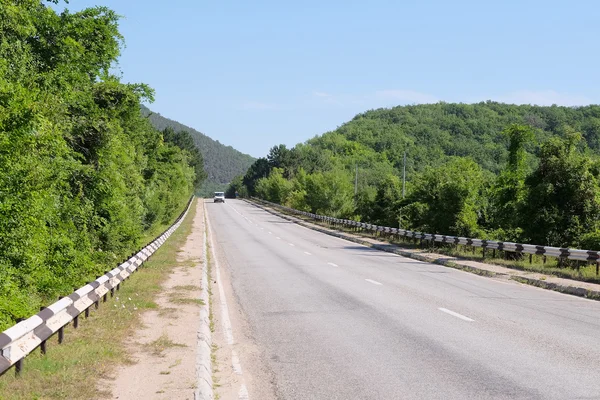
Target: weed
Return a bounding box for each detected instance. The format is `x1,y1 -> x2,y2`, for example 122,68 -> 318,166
148,334 -> 187,357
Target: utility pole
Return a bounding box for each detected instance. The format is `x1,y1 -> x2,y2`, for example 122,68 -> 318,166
402,151 -> 406,198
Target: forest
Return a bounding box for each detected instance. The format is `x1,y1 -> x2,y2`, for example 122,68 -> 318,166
142,105 -> 255,195
0,1 -> 203,329
233,102 -> 600,251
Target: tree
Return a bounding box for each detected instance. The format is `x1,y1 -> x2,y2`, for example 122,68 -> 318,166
255,168 -> 292,204
401,158 -> 488,237
521,130 -> 600,247
243,158 -> 271,196
488,124 -> 534,237
371,175 -> 403,227
304,169 -> 355,218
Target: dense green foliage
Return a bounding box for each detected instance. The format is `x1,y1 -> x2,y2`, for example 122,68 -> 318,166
237,102 -> 600,250
0,1 -> 201,329
142,106 -> 255,194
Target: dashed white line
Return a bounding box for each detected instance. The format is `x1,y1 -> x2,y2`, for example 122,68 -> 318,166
327,262 -> 338,267
365,279 -> 383,286
304,251 -> 312,255
438,307 -> 474,322
276,237 -> 281,240
231,350 -> 243,375
239,384 -> 249,400
268,231 -> 272,234
288,243 -> 295,247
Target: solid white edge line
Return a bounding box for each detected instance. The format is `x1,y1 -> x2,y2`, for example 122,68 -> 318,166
208,202 -> 251,399
438,307 -> 474,322
204,206 -> 234,344
365,278 -> 383,285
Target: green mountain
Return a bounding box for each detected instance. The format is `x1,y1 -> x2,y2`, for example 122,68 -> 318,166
141,105 -> 255,194
239,102 -> 600,249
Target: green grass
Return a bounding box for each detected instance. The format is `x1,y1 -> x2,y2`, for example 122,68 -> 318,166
0,199 -> 198,400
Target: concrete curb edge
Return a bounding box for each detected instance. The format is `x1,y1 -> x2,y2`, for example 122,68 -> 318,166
195,203 -> 213,400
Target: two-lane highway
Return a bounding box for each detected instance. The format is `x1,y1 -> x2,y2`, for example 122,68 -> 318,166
206,199 -> 600,400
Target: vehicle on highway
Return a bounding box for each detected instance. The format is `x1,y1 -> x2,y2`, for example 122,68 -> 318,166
214,191 -> 225,203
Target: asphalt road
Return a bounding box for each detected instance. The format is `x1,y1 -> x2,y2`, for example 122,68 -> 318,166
206,199 -> 600,400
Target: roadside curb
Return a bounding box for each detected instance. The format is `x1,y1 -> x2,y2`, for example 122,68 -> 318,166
246,199 -> 600,302
195,203 -> 213,400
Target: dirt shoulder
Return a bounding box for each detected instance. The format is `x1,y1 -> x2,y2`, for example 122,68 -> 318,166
101,201 -> 206,400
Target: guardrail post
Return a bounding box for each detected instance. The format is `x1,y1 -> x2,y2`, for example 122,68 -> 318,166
14,318 -> 24,376
529,254 -> 532,264
57,297 -> 65,344
58,326 -> 64,344
39,307 -> 48,355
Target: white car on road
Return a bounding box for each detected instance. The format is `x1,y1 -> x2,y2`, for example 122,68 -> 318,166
214,192 -> 225,203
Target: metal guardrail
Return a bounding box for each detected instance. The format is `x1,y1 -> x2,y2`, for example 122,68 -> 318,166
0,196 -> 194,376
252,198 -> 600,268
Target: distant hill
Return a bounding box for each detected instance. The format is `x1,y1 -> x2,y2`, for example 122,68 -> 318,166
141,105 -> 255,194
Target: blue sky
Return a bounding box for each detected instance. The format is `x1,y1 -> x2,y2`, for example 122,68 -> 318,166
60,0 -> 600,157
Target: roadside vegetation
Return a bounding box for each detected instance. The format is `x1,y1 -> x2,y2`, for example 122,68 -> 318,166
233,103 -> 600,253
0,1 -> 205,330
0,199 -> 197,399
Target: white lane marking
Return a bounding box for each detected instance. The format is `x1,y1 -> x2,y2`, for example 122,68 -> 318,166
239,384 -> 249,400
327,262 -> 338,267
204,207 -> 234,344
288,243 -> 295,247
268,231 -> 272,234
232,350 -> 243,375
438,307 -> 474,322
276,237 -> 281,240
207,203 -> 251,399
304,251 -> 312,255
365,279 -> 383,286
260,227 -> 264,230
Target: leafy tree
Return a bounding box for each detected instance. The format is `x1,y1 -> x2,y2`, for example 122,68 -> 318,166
488,124 -> 534,236
243,157 -> 271,196
522,130 -> 600,246
0,1 -> 197,329
304,169 -> 355,218
401,158 -> 489,237
371,175 -> 403,227
255,168 -> 292,204
162,127 -> 207,187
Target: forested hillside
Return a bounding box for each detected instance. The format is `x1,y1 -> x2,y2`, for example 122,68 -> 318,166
142,106 -> 255,193
0,1 -> 202,330
235,102 -> 600,250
